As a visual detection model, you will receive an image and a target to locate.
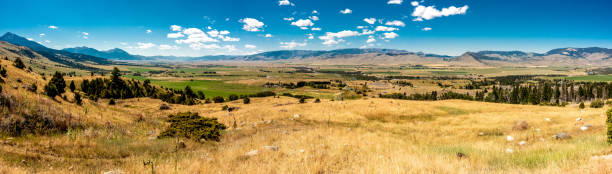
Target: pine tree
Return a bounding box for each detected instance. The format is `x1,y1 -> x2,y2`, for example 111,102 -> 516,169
44,71 -> 66,98
13,57 -> 25,69
69,81 -> 76,92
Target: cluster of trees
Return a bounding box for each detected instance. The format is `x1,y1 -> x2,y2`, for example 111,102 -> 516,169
264,81 -> 332,89
13,57 -> 25,69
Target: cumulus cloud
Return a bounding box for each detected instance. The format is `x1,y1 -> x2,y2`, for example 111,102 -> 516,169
280,41 -> 307,49
311,27 -> 321,31
265,34 -> 273,38
244,44 -> 257,49
283,17 -> 295,21
387,0 -> 403,5
146,29 -> 152,34
410,1 -> 419,6
81,32 -> 89,39
364,18 -> 376,24
422,27 -> 432,31
39,33 -> 45,37
291,19 -> 314,30
137,42 -> 155,49
240,18 -> 265,32
385,20 -> 405,27
309,16 -> 319,21
361,29 -> 375,35
366,35 -> 376,43
170,25 -> 182,31
167,32 -> 184,38
375,26 -> 398,31
158,44 -> 179,50
48,26 -> 58,29
412,5 -> 469,21
312,10 -> 318,14
307,34 -> 314,40
340,8 -> 352,14
278,0 -> 294,6
383,32 -> 399,39
319,30 -> 360,45
219,35 -> 240,42
175,28 -> 218,44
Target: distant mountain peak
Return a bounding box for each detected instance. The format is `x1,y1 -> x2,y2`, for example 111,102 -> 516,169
62,46 -> 136,60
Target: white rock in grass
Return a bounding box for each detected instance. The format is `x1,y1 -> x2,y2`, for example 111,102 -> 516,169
580,126 -> 588,131
299,149 -> 305,153
245,150 -> 259,156
293,114 -> 301,119
518,141 -> 526,146
583,124 -> 592,128
506,136 -> 514,141
576,117 -> 582,121
545,118 -> 551,122
505,148 -> 514,153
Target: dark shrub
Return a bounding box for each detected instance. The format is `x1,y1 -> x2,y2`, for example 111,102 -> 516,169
160,104 -> 171,110
579,102 -> 585,109
158,112 -> 227,141
590,100 -> 604,108
213,96 -> 225,103
243,97 -> 250,104
314,98 -> 321,103
13,57 -> 25,69
607,108 -> 612,144
0,67 -> 6,77
228,94 -> 239,101
109,99 -> 116,105
74,93 -> 82,106
44,71 -> 66,98
221,105 -> 229,111
69,81 -> 76,92
299,98 -> 306,103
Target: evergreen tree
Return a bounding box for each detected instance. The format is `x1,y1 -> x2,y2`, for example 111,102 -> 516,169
44,71 -> 66,98
243,97 -> 250,104
13,57 -> 25,69
74,93 -> 82,106
69,81 -> 76,92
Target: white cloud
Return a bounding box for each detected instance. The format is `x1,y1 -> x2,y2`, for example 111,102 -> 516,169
120,42 -> 128,45
291,19 -> 314,30
307,34 -> 314,39
175,28 -> 218,50
158,44 -> 179,50
48,26 -> 58,29
82,32 -> 89,36
410,1 -> 419,6
412,5 -> 469,21
283,17 -> 295,21
366,35 -> 376,43
309,16 -> 319,21
340,8 -> 352,14
364,18 -> 376,24
167,32 -> 184,38
146,29 -> 152,34
207,30 -> 219,37
219,35 -> 240,42
170,25 -> 182,31
311,27 -> 321,31
137,42 -> 155,49
219,30 -> 230,35
385,20 -> 405,27
375,26 -> 398,31
312,10 -> 318,14
244,44 -> 257,49
280,41 -> 307,49
240,18 -> 265,32
26,38 -> 34,41
278,0 -> 294,6
39,33 -> 45,37
422,27 -> 432,31
319,30 -> 360,45
361,29 -> 375,35
44,40 -> 51,43
383,32 -> 399,39
388,0 -> 403,5
189,43 -> 220,50
265,34 -> 273,38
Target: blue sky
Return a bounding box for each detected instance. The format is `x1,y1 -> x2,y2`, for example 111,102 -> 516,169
1,0 -> 611,57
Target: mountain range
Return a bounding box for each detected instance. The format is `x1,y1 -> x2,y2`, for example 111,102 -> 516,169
1,32 -> 611,67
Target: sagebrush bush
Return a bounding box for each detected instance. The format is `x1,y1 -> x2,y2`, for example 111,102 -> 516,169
243,97 -> 250,104
158,112 -> 226,141
607,108 -> 612,144
590,100 -> 604,108
579,102 -> 585,109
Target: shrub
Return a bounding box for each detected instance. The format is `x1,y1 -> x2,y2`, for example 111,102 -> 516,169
13,57 -> 25,69
69,81 -> 76,92
221,105 -> 229,111
74,93 -> 82,106
109,99 -> 116,105
607,108 -> 612,144
579,102 -> 585,109
299,98 -> 306,103
228,94 -> 239,101
0,85 -> 2,93
590,100 -> 604,108
44,71 -> 66,98
213,96 -> 225,103
243,97 -> 250,104
158,112 -> 227,141
0,67 -> 6,77
314,98 -> 321,103
160,104 -> 171,110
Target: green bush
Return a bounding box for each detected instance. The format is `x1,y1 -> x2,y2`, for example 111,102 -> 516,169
69,81 -> 76,92
0,67 -> 7,77
228,94 -> 239,101
314,98 -> 321,103
158,112 -> 227,141
243,97 -> 250,104
44,71 -> 66,98
74,93 -> 82,106
590,100 -> 604,108
579,102 -> 585,109
109,99 -> 116,105
607,108 -> 612,144
13,57 -> 25,69
213,96 -> 225,103
299,98 -> 306,103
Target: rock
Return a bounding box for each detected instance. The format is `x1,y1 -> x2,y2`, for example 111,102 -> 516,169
576,117 -> 582,121
245,150 -> 259,156
263,146 -> 279,151
456,152 -> 467,159
518,141 -> 527,146
545,118 -> 551,122
580,126 -> 588,131
506,136 -> 514,141
299,149 -> 305,153
553,132 -> 571,140
583,124 -> 592,128
478,132 -> 484,136
293,114 -> 301,119
512,120 -> 529,131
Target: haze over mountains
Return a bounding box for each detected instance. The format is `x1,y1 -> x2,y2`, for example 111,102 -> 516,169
1,32 -> 611,67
